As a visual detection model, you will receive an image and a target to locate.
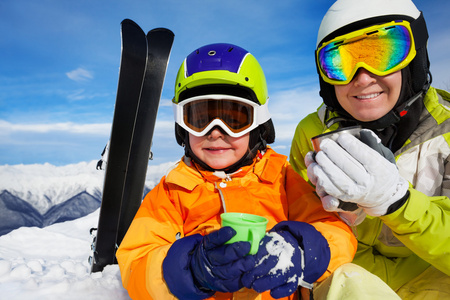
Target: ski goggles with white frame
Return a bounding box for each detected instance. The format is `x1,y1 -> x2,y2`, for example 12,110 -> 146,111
173,95 -> 271,138
316,20 -> 417,85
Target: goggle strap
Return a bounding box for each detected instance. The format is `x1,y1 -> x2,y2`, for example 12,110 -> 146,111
256,101 -> 271,124
411,12 -> 428,50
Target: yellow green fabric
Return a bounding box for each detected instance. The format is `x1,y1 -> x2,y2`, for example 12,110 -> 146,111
289,87 -> 450,294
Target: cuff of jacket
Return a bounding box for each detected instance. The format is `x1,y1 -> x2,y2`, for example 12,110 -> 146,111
385,189 -> 411,215
163,234 -> 215,300
381,187 -> 430,223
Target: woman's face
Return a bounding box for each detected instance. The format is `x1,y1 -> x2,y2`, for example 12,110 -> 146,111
334,68 -> 402,122
189,127 -> 249,170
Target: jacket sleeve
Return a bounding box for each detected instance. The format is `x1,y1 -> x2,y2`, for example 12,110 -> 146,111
116,177 -> 183,300
289,116 -> 357,281
380,188 -> 450,276
289,113 -> 326,182
284,163 -> 358,282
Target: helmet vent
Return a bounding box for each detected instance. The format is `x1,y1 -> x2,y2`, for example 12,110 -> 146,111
227,47 -> 234,52
208,50 -> 216,56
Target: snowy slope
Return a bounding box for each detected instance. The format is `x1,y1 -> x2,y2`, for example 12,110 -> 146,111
0,160 -> 178,299
0,209 -> 131,299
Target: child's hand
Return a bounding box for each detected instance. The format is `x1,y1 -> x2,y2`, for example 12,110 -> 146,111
241,229 -> 305,298
190,227 -> 256,293
163,227 -> 256,298
242,221 -> 330,298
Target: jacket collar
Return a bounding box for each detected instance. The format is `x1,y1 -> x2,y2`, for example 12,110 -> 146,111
165,147 -> 286,191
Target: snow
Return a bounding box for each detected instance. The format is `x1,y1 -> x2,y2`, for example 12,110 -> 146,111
0,209 -> 131,299
264,232 -> 295,275
0,160 -> 178,299
0,161 -> 103,214
259,232 -> 312,289
0,160 -> 176,215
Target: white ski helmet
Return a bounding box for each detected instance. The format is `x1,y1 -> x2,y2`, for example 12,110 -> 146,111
317,0 -> 420,48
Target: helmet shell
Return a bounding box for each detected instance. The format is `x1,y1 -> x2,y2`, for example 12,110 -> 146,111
317,0 -> 420,47
173,43 -> 268,105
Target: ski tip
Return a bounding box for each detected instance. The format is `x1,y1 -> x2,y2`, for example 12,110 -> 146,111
121,19 -> 146,33
148,27 -> 174,37
121,19 -> 138,26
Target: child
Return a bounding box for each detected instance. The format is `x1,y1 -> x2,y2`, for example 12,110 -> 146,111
290,0 -> 450,298
116,43 -> 357,300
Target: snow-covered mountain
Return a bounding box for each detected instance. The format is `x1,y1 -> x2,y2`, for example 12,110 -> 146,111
0,160 -> 177,236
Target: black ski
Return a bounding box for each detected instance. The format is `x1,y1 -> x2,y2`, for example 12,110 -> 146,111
90,20 -> 174,273
91,19 -> 147,273
116,28 -> 174,249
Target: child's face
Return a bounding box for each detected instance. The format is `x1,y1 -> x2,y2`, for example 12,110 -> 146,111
334,68 -> 402,122
189,128 -> 250,170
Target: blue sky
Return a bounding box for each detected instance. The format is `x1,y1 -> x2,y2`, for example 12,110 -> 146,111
1,0 -> 449,166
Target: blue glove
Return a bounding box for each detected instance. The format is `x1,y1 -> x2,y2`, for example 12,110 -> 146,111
163,227 -> 255,300
190,226 -> 256,292
242,221 -> 330,299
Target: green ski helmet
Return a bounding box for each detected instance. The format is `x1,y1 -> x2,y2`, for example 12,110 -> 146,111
315,0 -> 431,132
173,43 -> 275,172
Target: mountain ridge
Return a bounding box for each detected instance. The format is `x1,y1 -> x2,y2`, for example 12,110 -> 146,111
0,160 -> 176,235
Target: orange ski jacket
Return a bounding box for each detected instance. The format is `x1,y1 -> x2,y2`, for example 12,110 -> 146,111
116,147 -> 357,299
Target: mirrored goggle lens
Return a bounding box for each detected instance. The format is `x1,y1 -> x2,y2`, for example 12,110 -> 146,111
318,23 -> 414,84
183,99 -> 254,134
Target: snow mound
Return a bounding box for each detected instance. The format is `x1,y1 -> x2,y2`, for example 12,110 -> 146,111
0,209 -> 130,299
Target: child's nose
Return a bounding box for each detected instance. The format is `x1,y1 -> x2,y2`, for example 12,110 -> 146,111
207,126 -> 226,138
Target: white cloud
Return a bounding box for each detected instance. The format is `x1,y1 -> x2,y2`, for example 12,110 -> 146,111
0,120 -> 110,135
66,89 -> 110,101
66,68 -> 94,82
154,120 -> 174,132
160,98 -> 173,107
269,86 -> 322,142
67,89 -> 87,101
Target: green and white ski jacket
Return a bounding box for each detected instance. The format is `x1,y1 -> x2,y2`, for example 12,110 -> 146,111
290,87 -> 450,290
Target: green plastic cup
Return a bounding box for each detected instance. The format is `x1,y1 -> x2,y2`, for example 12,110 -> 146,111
220,212 -> 268,255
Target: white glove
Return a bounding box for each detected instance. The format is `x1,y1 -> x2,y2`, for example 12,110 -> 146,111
306,151 -> 367,226
307,132 -> 409,216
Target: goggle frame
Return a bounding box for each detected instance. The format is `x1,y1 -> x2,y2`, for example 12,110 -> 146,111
316,20 -> 417,85
173,94 -> 271,138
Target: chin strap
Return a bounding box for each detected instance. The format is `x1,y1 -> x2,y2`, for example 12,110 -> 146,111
325,71 -> 432,131
395,72 -> 431,118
